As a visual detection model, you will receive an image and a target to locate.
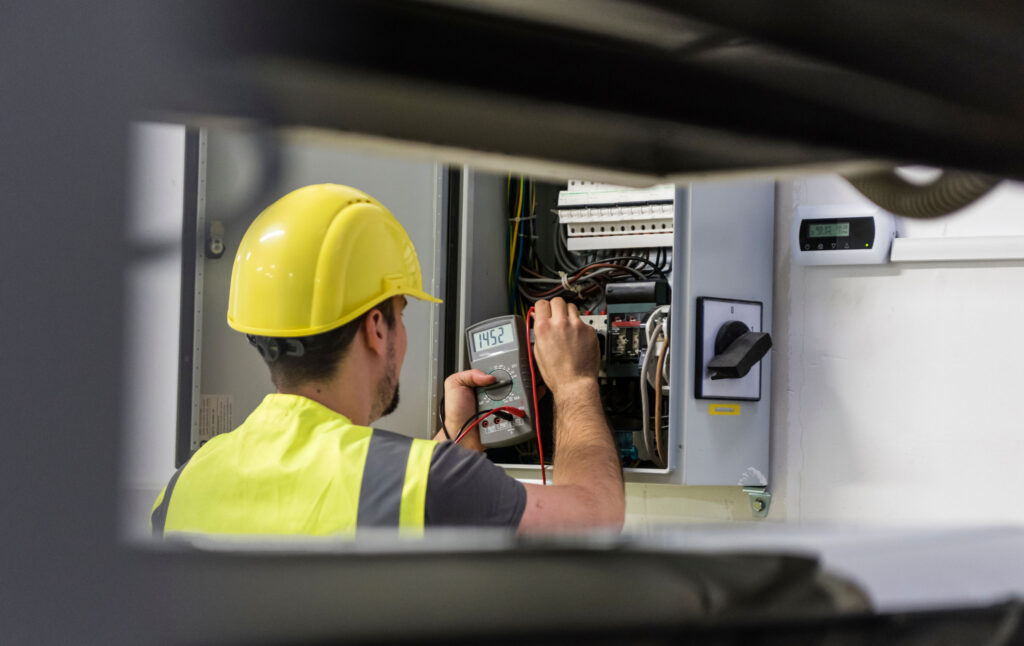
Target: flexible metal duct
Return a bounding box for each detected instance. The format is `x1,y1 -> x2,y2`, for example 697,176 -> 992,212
844,169 -> 1001,218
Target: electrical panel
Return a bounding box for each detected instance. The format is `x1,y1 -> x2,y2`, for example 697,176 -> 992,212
461,175 -> 774,487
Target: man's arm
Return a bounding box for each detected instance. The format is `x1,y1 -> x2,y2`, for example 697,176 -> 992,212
517,298 -> 625,532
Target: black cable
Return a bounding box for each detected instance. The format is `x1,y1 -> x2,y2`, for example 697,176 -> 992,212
438,392 -> 450,440
597,255 -> 667,280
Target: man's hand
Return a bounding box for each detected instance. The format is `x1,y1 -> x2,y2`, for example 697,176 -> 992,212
532,298 -> 600,398
434,369 -> 496,452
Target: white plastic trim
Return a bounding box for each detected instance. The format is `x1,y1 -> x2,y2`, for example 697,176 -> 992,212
890,235 -> 1024,263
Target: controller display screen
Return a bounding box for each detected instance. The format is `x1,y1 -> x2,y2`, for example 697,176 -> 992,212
808,222 -> 850,238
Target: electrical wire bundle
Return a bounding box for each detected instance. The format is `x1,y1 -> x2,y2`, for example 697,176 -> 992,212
640,306 -> 671,468
501,178 -> 677,474
507,177 -> 671,313
506,176 -> 535,317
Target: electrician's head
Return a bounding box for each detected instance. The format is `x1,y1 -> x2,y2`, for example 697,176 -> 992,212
226,184 -> 440,419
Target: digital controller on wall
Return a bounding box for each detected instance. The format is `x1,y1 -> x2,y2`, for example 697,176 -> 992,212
791,205 -> 896,265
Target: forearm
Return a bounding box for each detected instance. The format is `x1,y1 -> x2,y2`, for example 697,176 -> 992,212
550,379 -> 624,520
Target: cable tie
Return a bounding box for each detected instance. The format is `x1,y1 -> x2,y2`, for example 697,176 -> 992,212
557,271 -> 583,295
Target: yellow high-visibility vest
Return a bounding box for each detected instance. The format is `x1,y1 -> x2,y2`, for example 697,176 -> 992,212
151,394 -> 436,536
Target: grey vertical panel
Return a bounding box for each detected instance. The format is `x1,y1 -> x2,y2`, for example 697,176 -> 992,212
424,164 -> 447,437
441,168 -> 463,381
179,128 -> 206,465
681,180 -> 775,486
627,180 -> 774,486
121,122 -> 189,540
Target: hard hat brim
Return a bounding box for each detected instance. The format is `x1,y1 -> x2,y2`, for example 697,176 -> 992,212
229,288 -> 443,337
408,290 -> 443,305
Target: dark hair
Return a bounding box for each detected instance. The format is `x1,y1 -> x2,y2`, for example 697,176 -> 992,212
254,299 -> 396,390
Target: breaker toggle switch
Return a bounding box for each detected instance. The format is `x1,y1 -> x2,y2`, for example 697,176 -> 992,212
708,321 -> 772,380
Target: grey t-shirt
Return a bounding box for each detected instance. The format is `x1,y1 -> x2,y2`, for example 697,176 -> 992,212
424,441 -> 527,527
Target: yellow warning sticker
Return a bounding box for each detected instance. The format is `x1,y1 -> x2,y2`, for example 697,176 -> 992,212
709,404 -> 740,416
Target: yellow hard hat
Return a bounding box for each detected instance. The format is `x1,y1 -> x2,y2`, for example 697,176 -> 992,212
227,184 -> 441,337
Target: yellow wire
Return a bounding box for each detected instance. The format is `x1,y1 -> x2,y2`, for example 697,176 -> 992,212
507,177 -> 523,287
506,174 -> 514,279
507,179 -> 519,285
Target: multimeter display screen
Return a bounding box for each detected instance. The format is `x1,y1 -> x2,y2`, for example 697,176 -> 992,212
472,323 -> 514,353
809,222 -> 850,237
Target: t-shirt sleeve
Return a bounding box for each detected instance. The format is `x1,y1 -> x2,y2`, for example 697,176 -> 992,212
424,441 -> 527,528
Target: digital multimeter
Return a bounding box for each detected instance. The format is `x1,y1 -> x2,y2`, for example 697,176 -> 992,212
464,315 -> 537,448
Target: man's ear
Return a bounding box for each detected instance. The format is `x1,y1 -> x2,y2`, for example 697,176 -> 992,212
362,308 -> 389,358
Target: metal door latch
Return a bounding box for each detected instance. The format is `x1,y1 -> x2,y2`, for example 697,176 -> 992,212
743,486 -> 771,519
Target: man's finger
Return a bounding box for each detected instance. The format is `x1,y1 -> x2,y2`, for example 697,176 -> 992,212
445,369 -> 496,389
567,301 -> 580,320
533,299 -> 551,319
549,297 -> 568,321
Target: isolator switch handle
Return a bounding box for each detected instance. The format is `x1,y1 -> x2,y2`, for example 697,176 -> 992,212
708,320 -> 772,380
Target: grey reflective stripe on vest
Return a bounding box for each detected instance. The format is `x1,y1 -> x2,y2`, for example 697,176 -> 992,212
357,429 -> 415,527
151,458 -> 191,538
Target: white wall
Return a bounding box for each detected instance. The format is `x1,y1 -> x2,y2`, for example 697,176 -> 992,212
771,175 -> 1024,523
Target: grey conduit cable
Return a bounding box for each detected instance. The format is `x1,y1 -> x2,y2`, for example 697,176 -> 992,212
844,169 -> 1001,218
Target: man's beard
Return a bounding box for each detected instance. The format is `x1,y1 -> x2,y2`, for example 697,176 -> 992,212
370,341 -> 400,422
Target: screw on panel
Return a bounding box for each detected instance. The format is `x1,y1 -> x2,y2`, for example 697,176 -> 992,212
743,486 -> 771,520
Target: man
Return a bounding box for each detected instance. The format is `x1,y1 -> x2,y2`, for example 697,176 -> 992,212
152,184 -> 624,535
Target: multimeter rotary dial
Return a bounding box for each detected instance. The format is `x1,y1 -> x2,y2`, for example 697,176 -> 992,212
484,369 -> 513,401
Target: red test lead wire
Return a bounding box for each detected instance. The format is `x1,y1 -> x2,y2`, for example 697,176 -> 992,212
455,406 -> 527,444
525,306 -> 546,485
